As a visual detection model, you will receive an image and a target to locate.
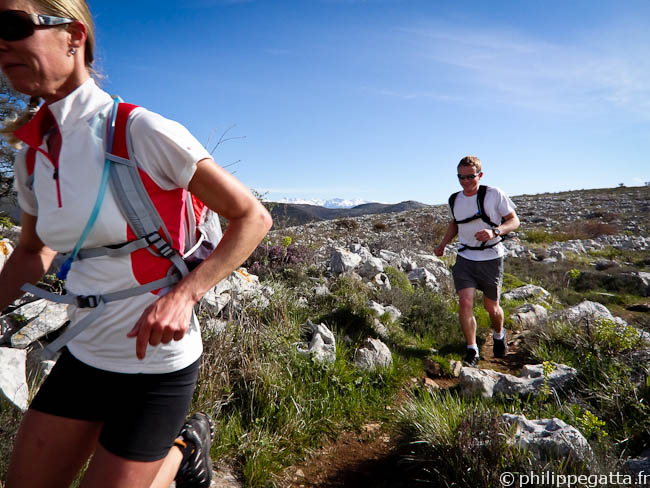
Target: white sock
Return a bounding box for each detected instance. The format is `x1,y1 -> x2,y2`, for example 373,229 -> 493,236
467,344 -> 479,354
493,330 -> 505,340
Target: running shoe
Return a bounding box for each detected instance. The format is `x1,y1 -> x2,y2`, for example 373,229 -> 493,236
175,412 -> 214,488
462,348 -> 479,367
493,332 -> 508,359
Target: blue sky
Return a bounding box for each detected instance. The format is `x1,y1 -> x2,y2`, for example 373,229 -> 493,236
92,0 -> 650,205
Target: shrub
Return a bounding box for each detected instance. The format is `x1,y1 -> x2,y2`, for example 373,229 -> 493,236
372,221 -> 387,231
383,266 -> 413,294
334,219 -> 358,231
245,243 -> 314,281
397,390 -> 531,487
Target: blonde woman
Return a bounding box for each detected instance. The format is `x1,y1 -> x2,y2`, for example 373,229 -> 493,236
0,1 -> 272,487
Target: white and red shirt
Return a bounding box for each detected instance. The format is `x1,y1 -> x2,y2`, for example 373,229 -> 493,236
13,79 -> 211,373
451,186 -> 516,262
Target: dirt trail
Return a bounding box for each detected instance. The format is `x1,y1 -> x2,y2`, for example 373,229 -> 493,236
279,336 -> 526,487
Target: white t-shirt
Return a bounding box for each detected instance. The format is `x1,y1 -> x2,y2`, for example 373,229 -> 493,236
13,79 -> 211,373
450,186 -> 516,262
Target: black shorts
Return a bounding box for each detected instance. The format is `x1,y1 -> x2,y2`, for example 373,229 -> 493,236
452,255 -> 504,301
30,348 -> 199,462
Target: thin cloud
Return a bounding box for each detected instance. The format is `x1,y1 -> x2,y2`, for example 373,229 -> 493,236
365,86 -> 462,102
398,23 -> 650,117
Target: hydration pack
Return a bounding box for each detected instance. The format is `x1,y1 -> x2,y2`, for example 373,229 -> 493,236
21,97 -> 222,359
448,185 -> 506,253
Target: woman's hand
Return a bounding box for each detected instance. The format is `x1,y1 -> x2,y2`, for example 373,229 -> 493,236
126,289 -> 196,360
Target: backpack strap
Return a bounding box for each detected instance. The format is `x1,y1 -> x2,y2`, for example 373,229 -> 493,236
105,102 -> 189,277
448,191 -> 460,221
476,185 -> 499,228
20,98 -> 193,358
451,185 -> 507,253
450,185 -> 500,227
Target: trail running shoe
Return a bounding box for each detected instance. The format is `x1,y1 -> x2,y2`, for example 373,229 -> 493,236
493,332 -> 508,359
462,348 -> 479,367
175,412 -> 214,488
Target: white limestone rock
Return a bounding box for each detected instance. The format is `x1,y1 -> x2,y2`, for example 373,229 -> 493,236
502,414 -> 593,463
0,347 -> 28,411
359,256 -> 384,278
297,321 -> 336,364
353,338 -> 392,371
511,303 -> 548,329
502,284 -> 551,302
459,367 -> 501,398
330,247 -> 363,274
10,302 -> 69,349
371,273 -> 391,290
407,267 -> 439,291
460,363 -> 577,399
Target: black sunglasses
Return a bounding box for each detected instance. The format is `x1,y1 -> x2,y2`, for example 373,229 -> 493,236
457,173 -> 481,180
0,10 -> 74,42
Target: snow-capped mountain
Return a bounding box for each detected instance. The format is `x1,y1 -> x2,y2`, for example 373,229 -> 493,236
276,197 -> 372,209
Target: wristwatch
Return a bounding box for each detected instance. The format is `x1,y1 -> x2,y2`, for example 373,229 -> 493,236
493,228 -> 501,236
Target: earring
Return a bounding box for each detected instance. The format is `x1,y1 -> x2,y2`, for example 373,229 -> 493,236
68,47 -> 76,56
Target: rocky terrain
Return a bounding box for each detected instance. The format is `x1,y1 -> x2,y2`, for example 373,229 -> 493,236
0,185 -> 649,487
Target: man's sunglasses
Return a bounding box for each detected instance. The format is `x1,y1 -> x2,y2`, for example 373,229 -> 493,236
457,173 -> 481,180
0,10 -> 74,42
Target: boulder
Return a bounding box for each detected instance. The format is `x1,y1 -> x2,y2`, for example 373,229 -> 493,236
349,244 -> 373,260
460,363 -> 577,399
358,256 -> 384,278
416,254 -> 453,288
371,273 -> 391,290
330,247 -> 362,274
407,267 -> 439,291
371,319 -> 389,340
502,414 -> 592,463
459,367 -> 501,398
397,256 -> 417,272
502,284 -> 551,302
623,448 -> 650,477
493,363 -> 577,397
10,302 -> 69,348
367,301 -> 401,323
510,303 -> 548,328
202,268 -> 267,313
0,347 -> 28,411
378,249 -> 399,264
550,300 -> 617,326
353,338 -> 392,371
297,321 -> 336,364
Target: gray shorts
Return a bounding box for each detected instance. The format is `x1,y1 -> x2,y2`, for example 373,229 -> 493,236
452,255 -> 504,301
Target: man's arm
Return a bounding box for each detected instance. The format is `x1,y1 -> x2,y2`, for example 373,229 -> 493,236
475,211 -> 520,242
434,220 -> 458,256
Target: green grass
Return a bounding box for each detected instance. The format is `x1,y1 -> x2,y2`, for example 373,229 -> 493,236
3,223 -> 650,487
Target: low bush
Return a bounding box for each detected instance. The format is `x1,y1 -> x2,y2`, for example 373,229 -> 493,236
334,218 -> 359,231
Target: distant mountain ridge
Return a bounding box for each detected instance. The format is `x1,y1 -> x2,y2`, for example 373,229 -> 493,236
268,200 -> 431,228
276,197 -> 373,209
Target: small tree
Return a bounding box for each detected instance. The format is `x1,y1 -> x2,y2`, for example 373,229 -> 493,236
0,75 -> 29,199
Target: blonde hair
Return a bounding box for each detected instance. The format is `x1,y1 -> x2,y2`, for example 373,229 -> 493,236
1,0 -> 96,147
457,155 -> 482,173
33,0 -> 95,67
